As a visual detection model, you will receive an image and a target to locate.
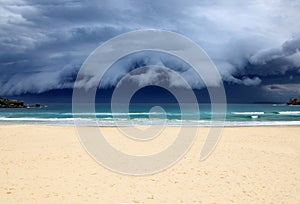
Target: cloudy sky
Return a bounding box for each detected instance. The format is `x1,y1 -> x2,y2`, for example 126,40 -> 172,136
0,0 -> 300,102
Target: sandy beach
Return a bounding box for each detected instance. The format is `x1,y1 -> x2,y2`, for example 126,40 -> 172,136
0,125 -> 299,203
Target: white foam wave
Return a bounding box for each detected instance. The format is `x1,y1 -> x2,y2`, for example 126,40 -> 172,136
1,117 -> 300,127
70,112 -> 184,116
232,112 -> 265,115
0,117 -> 75,121
278,111 -> 300,115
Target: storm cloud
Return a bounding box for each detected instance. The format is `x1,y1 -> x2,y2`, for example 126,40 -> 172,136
0,0 -> 300,101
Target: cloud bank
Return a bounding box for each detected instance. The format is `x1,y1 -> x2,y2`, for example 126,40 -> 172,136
0,0 -> 299,99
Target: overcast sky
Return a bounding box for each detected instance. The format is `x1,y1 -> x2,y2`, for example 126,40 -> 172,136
0,0 -> 300,102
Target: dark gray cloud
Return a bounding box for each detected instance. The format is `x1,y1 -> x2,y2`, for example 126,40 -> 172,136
0,0 -> 300,101
250,37 -> 300,66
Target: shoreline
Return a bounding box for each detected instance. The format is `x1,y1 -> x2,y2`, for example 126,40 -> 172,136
1,122 -> 300,128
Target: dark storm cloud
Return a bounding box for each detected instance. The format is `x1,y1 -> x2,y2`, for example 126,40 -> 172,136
249,37 -> 300,69
0,0 -> 300,99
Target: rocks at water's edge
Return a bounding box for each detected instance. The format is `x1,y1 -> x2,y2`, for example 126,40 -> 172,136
0,97 -> 26,108
287,97 -> 300,105
0,97 -> 42,108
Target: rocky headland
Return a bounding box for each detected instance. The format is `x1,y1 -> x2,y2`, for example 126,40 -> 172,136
287,97 -> 300,105
0,97 -> 42,108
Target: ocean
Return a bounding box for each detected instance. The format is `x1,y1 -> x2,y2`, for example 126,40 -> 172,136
0,103 -> 300,126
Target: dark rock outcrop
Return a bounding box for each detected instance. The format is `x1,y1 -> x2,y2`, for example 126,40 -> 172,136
0,98 -> 27,108
27,104 -> 42,108
0,97 -> 27,108
287,97 -> 300,105
0,97 -> 43,108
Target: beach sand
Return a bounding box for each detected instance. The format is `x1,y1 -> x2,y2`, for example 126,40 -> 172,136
0,125 -> 299,203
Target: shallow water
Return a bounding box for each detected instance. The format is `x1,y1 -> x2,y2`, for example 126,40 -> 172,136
0,103 -> 299,126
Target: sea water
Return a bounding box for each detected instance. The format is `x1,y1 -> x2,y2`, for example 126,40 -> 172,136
0,103 -> 300,126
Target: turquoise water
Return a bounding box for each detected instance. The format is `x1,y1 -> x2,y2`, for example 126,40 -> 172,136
0,103 -> 300,126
